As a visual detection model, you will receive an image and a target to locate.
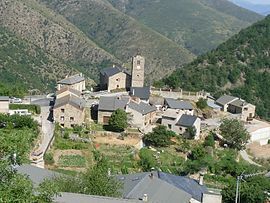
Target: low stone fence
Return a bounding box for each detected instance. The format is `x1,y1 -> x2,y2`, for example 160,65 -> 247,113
151,88 -> 209,101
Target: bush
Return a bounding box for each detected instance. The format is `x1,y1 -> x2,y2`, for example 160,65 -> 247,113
138,148 -> 156,171
108,109 -> 128,132
196,98 -> 208,109
44,153 -> 54,165
143,125 -> 176,147
204,133 -> 215,147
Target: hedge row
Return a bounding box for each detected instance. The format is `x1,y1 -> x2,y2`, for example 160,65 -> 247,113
9,104 -> 41,114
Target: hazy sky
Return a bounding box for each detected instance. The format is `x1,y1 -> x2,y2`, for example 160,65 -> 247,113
246,0 -> 270,4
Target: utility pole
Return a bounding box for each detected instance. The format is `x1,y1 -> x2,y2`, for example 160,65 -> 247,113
235,171 -> 265,203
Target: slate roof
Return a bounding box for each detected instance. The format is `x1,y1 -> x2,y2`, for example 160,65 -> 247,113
176,114 -> 198,127
16,164 -> 60,185
55,192 -> 140,203
215,95 -> 237,106
130,87 -> 150,100
229,99 -> 249,108
165,98 -> 193,110
56,87 -> 81,97
58,74 -> 85,85
98,96 -> 129,111
158,172 -> 208,202
54,94 -> 86,110
100,67 -> 130,77
0,96 -> 9,101
117,172 -> 192,203
128,101 -> 156,115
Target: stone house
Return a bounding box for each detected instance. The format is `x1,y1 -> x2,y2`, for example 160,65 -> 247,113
129,86 -> 150,103
227,99 -> 255,121
175,114 -> 201,139
56,87 -> 81,98
215,95 -> 238,112
161,109 -> 201,139
57,73 -> 85,92
0,96 -> 9,114
98,96 -> 130,124
100,67 -> 131,92
164,98 -> 194,115
126,100 -> 156,129
216,95 -> 256,121
54,94 -> 86,128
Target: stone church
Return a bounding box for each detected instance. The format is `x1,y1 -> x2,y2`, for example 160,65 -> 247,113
100,55 -> 145,92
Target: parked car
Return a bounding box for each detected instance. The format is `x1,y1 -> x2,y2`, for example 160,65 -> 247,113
10,97 -> 22,103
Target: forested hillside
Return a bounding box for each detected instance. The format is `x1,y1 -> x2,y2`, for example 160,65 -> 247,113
38,0 -> 195,81
108,0 -> 262,55
161,16 -> 270,120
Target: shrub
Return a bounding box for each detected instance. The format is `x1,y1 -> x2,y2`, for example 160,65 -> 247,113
108,109 -> 128,132
196,98 -> 208,109
204,133 -> 215,147
44,153 -> 54,165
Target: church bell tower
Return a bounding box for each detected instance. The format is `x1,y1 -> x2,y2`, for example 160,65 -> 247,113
131,55 -> 145,87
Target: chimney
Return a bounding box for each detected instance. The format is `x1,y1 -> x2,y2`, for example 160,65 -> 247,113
142,194 -> 148,202
132,88 -> 135,96
113,64 -> 115,68
149,173 -> 154,179
199,173 -> 204,185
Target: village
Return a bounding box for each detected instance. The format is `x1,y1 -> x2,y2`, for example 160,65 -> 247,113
1,55 -> 270,203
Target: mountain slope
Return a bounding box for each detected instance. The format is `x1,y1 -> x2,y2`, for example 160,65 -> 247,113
0,27 -> 78,91
108,0 -> 263,55
229,0 -> 270,16
0,0 -> 121,85
38,0 -> 195,81
161,16 -> 270,120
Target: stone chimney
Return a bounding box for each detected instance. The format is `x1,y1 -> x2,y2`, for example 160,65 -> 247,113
142,194 -> 148,202
132,88 -> 135,96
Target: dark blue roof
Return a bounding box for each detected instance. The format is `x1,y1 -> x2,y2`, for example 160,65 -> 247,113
130,87 -> 150,100
158,172 -> 207,202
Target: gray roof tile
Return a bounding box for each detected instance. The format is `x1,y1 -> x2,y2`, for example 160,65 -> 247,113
54,94 -> 85,110
58,74 -> 85,85
98,96 -> 129,111
176,114 -> 198,127
165,98 -> 193,110
101,67 -> 130,77
128,101 -> 156,115
117,172 -> 191,203
129,87 -> 150,100
229,99 -> 248,108
215,95 -> 238,106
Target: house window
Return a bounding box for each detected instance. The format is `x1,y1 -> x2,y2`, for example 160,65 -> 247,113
60,116 -> 64,121
116,85 -> 119,88
137,60 -> 140,66
137,74 -> 139,77
61,109 -> 65,113
244,107 -> 248,111
116,78 -> 120,81
71,124 -> 75,128
168,124 -> 172,129
60,123 -> 64,127
179,127 -> 182,131
70,117 -> 74,121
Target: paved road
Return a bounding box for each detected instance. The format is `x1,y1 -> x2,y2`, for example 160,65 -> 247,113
30,99 -> 55,168
240,150 -> 262,167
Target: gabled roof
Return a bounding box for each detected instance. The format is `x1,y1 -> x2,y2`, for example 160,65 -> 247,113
98,96 -> 129,111
162,109 -> 182,119
176,114 -> 198,127
117,172 -> 192,203
158,172 -> 207,202
215,95 -> 238,106
100,67 -> 130,77
0,96 -> 9,101
16,164 -> 60,185
58,74 -> 85,85
54,94 -> 85,110
165,98 -> 193,110
130,87 -> 150,100
55,192 -> 140,203
128,101 -> 156,115
56,87 -> 81,97
229,99 -> 249,108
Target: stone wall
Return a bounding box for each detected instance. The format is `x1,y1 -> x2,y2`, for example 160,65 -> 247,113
151,88 -> 208,102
